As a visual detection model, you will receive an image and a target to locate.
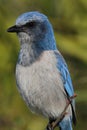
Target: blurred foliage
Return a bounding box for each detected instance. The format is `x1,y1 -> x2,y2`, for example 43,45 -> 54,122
0,0 -> 87,130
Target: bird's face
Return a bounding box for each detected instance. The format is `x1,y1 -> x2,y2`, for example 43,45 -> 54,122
7,12 -> 50,44
7,11 -> 56,50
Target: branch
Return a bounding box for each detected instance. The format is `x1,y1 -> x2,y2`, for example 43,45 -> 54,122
46,94 -> 77,130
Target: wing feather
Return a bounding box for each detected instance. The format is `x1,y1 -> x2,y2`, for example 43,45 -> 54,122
54,50 -> 76,124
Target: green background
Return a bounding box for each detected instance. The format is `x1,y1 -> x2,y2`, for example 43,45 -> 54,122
0,0 -> 87,130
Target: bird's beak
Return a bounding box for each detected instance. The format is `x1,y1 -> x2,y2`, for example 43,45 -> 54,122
7,25 -> 20,33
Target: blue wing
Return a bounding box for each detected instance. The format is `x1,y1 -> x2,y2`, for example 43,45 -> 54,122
54,50 -> 76,124
54,51 -> 74,97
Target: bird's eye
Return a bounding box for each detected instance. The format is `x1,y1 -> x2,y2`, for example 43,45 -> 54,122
25,21 -> 36,28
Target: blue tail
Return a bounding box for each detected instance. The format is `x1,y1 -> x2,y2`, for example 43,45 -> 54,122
59,117 -> 72,130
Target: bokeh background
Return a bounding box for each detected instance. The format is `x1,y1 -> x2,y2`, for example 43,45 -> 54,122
0,0 -> 87,130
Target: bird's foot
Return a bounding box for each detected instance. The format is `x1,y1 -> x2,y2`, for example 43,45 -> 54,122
46,123 -> 54,130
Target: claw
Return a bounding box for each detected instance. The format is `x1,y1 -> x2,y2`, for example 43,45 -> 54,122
46,123 -> 54,130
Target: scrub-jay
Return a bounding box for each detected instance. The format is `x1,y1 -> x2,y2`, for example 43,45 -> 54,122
7,11 -> 76,130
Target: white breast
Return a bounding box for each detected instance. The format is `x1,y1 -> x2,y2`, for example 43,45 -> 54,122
16,51 -> 67,118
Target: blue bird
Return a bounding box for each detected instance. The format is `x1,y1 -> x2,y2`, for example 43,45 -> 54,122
7,11 -> 76,130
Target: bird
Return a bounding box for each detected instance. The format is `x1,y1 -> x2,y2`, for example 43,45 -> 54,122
7,11 -> 76,130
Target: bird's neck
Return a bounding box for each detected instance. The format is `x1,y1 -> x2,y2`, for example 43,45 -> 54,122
18,42 -> 43,66
17,32 -> 57,66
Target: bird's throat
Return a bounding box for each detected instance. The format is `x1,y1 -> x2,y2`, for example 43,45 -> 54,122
18,41 -> 43,66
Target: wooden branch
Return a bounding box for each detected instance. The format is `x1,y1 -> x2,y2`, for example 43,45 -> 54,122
52,94 -> 77,129
46,94 -> 77,130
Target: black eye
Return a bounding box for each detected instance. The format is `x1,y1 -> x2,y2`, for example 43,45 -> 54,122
25,21 -> 36,28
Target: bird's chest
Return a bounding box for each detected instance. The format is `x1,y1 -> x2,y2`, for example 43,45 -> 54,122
16,52 -> 57,95
15,51 -> 64,114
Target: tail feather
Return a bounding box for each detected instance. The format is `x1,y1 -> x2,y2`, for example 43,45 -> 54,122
71,103 -> 76,125
59,117 -> 72,130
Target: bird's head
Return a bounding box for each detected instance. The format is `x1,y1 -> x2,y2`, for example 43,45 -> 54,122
7,11 -> 56,50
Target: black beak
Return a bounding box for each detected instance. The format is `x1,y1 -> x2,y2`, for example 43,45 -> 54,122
7,25 -> 21,33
